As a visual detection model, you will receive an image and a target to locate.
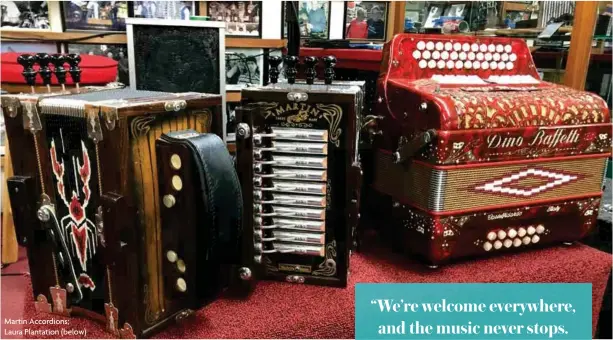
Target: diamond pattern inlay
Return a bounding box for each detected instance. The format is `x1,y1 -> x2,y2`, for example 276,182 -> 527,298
474,168 -> 579,197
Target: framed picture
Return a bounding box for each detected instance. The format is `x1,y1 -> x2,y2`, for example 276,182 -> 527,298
225,48 -> 264,90
62,1 -> 129,31
343,1 -> 388,41
206,1 -> 261,37
282,1 -> 330,40
66,44 -> 129,85
424,4 -> 444,28
1,1 -> 50,29
132,1 -> 196,20
444,3 -> 466,18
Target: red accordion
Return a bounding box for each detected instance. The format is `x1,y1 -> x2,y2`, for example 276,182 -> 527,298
372,34 -> 612,266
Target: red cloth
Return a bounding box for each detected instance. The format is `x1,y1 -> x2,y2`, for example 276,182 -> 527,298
0,52 -> 118,85
299,48 -> 382,72
346,19 -> 368,39
17,243 -> 611,339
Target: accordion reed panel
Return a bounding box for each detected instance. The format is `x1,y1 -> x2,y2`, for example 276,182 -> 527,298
374,151 -> 607,214
129,112 -> 211,324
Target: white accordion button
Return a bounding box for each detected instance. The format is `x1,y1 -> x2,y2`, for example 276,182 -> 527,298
504,44 -> 512,53
471,43 -> 479,52
166,250 -> 178,263
493,53 -> 501,61
481,62 -> 489,70
488,44 -> 496,52
462,43 -> 470,51
432,51 -> 440,59
494,240 -> 503,249
476,52 -> 484,61
473,61 -> 481,69
536,224 -> 545,234
437,60 -> 445,69
497,230 -> 506,240
417,41 -> 426,50
450,51 -> 458,60
422,50 -> 431,59
485,53 -> 493,61
441,51 -> 449,60
501,53 -> 509,61
412,50 -> 421,59
426,41 -> 435,50
522,236 -> 531,245
506,62 -> 514,70
490,61 -> 497,70
507,228 -> 517,238
483,242 -> 493,251
518,227 -> 527,237
496,44 -> 504,53
418,60 -> 427,69
455,60 -> 463,69
509,53 -> 517,61
504,239 -> 513,248
468,52 -> 475,60
435,42 -> 444,50
527,226 -> 536,235
499,61 -> 507,70
487,231 -> 497,241
428,60 -> 436,68
513,238 -> 522,247
464,60 -> 472,69
444,42 -> 453,51
446,60 -> 454,69
479,44 -> 487,52
453,42 -> 462,51
532,235 -> 540,243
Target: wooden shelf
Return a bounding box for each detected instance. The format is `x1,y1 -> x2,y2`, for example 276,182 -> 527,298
227,38 -> 286,49
1,30 -> 127,44
226,91 -> 241,103
1,29 -> 286,49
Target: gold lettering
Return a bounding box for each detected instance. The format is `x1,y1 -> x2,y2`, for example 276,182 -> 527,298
487,134 -> 501,148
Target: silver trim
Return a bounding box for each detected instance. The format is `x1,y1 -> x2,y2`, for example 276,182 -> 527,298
126,18 -> 227,142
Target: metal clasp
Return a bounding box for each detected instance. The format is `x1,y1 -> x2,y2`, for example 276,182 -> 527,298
1,97 -> 21,118
22,100 -> 42,132
164,100 -> 187,112
86,106 -> 103,143
287,92 -> 308,102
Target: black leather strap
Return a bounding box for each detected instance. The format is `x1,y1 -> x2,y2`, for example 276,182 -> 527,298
161,130 -> 243,264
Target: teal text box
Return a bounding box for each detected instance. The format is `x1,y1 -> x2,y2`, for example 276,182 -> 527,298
355,283 -> 591,339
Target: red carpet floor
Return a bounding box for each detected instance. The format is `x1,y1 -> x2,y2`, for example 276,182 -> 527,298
2,243 -> 611,339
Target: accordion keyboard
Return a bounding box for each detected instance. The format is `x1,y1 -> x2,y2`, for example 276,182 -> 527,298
252,127 -> 328,257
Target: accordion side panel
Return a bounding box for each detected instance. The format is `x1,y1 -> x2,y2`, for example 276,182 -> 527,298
1,105 -> 58,303
128,111 -> 213,326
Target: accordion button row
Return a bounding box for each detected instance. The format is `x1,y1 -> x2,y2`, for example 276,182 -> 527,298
416,41 -> 513,54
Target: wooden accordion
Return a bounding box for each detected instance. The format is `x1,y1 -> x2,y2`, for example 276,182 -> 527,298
371,34 -> 612,266
1,54 -> 242,338
234,55 -> 363,287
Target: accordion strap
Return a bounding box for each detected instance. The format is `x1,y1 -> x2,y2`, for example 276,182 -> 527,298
161,130 -> 243,264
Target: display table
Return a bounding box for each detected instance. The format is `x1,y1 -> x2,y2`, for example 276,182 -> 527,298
13,241 -> 611,339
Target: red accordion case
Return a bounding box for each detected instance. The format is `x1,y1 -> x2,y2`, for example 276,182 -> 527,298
1,52 -> 118,85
